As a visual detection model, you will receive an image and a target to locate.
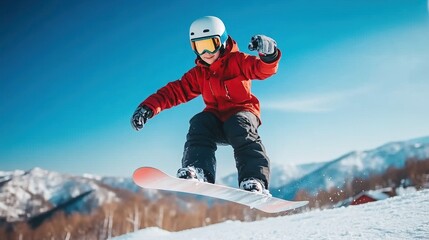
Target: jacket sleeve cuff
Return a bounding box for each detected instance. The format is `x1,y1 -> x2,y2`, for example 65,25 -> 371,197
260,48 -> 279,63
139,101 -> 159,118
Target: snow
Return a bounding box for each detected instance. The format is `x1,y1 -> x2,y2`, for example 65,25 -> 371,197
82,173 -> 102,180
113,227 -> 170,239
112,189 -> 429,240
364,190 -> 390,201
0,168 -> 123,221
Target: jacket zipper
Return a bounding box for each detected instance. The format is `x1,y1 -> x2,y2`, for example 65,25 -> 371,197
207,74 -> 219,107
208,78 -> 215,97
224,84 -> 232,100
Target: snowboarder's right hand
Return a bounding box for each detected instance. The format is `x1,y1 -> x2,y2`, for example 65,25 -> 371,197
248,35 -> 277,55
131,105 -> 153,131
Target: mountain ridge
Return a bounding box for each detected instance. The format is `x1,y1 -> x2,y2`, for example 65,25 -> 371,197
1,135 -> 428,223
272,136 -> 429,199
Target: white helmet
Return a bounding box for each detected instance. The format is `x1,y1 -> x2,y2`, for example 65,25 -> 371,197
189,16 -> 228,47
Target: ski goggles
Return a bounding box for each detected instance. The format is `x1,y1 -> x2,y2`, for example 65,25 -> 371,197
190,36 -> 222,55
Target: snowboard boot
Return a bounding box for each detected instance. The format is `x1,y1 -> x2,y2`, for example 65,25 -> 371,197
176,166 -> 207,182
240,178 -> 270,195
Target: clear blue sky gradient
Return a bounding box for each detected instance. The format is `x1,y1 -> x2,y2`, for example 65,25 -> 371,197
1,0 -> 429,179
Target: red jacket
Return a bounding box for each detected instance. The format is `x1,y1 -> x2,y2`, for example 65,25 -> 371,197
141,36 -> 281,123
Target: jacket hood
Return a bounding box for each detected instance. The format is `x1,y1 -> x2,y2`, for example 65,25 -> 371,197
195,36 -> 239,67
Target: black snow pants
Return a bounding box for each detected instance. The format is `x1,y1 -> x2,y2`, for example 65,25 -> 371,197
181,111 -> 270,188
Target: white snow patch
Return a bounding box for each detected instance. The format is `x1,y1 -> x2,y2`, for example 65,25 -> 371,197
112,190 -> 429,240
82,173 -> 102,180
396,186 -> 417,196
339,152 -> 365,172
112,227 -> 170,239
0,202 -> 9,213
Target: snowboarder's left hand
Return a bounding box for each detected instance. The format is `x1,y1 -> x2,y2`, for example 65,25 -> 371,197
131,105 -> 153,131
248,35 -> 277,55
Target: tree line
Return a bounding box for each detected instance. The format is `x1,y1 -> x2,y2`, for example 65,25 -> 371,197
1,157 -> 427,239
295,158 -> 429,208
0,191 -> 279,240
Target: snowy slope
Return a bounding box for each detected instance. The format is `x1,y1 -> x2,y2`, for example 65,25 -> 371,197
1,136 -> 427,221
1,136 -> 427,223
274,137 -> 429,199
112,189 -> 429,240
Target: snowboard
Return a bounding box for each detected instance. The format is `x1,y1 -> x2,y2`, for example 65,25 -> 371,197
133,167 -> 308,213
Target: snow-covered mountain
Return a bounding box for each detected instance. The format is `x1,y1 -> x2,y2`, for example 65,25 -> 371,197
273,136 -> 429,199
1,136 -> 428,224
0,167 -> 139,222
112,189 -> 429,240
222,136 -> 429,198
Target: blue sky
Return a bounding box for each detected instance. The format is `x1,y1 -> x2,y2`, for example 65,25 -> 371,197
1,0 -> 428,179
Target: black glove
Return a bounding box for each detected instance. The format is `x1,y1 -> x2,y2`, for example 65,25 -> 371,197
248,35 -> 277,55
131,105 -> 153,131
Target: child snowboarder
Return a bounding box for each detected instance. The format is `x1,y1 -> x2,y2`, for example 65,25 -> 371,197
131,16 -> 281,194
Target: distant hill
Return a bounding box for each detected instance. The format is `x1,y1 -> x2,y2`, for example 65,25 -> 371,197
272,136 -> 429,199
1,136 -> 428,224
219,161 -> 326,188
